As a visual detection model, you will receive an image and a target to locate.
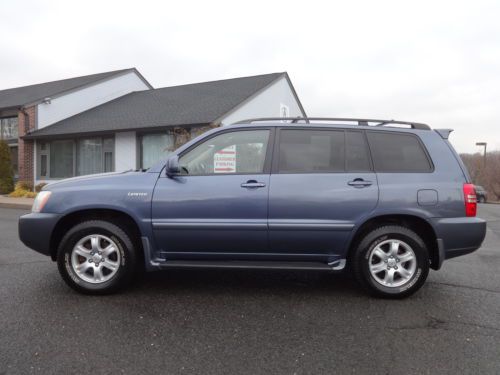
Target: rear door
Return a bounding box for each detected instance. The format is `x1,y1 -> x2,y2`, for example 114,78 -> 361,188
268,128 -> 379,260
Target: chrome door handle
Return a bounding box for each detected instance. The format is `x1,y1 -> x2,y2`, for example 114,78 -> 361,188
347,179 -> 373,188
241,180 -> 266,188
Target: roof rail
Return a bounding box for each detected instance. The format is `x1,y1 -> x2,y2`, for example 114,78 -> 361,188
232,117 -> 431,130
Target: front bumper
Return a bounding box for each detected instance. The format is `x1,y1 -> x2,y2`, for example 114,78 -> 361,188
432,217 -> 487,269
18,213 -> 62,256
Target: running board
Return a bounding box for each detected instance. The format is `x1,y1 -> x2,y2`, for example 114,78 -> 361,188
153,259 -> 346,271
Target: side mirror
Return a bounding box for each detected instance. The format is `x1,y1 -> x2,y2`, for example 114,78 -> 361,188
165,155 -> 180,177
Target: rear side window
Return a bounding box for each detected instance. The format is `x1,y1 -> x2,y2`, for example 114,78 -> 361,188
278,130 -> 345,173
346,131 -> 371,171
367,132 -> 432,172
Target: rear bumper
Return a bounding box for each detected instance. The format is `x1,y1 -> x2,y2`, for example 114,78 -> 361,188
18,213 -> 61,256
432,217 -> 487,268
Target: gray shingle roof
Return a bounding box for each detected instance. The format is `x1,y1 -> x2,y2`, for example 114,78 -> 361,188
25,72 -> 287,139
0,68 -> 149,110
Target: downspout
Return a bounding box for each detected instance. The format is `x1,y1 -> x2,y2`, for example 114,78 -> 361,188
19,106 -> 33,187
20,106 -> 30,134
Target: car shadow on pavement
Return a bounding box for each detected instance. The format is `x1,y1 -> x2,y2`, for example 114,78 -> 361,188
129,268 -> 362,298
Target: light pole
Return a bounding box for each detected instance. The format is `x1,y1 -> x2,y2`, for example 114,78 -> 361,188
476,142 -> 487,168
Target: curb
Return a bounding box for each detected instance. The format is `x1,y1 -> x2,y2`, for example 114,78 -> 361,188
0,201 -> 33,210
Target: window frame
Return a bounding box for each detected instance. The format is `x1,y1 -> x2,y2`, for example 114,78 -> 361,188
365,130 -> 434,173
175,127 -> 275,177
271,127 -> 374,174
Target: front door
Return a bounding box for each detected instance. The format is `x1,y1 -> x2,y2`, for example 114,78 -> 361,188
152,128 -> 273,259
268,128 -> 379,261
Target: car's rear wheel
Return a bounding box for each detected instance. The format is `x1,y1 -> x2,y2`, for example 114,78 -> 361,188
57,220 -> 137,294
352,225 -> 429,298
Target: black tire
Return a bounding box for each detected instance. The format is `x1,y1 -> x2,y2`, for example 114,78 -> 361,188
478,196 -> 485,203
57,220 -> 138,295
352,225 -> 429,299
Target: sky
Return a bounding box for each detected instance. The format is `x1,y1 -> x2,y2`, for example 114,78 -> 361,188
0,0 -> 499,153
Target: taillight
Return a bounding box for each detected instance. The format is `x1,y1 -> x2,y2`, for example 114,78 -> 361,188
463,183 -> 477,217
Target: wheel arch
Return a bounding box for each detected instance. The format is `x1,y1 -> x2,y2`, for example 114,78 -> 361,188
49,208 -> 144,263
347,214 -> 440,270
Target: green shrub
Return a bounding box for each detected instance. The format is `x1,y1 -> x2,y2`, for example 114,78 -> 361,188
9,181 -> 37,198
0,140 -> 14,194
16,180 -> 33,191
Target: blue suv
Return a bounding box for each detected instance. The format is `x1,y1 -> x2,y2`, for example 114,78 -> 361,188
18,118 -> 487,298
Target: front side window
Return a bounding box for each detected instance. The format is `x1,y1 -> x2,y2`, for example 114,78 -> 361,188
278,129 -> 345,173
179,130 -> 270,175
367,132 -> 432,172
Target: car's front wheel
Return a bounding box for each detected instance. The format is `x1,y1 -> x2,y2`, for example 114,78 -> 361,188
352,225 -> 430,298
57,220 -> 138,294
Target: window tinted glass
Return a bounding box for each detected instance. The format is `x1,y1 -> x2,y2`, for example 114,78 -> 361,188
367,132 -> 432,172
278,130 -> 345,173
179,130 -> 269,175
346,131 -> 371,171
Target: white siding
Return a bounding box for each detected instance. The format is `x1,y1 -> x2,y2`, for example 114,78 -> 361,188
115,131 -> 137,171
37,71 -> 150,129
219,76 -> 304,126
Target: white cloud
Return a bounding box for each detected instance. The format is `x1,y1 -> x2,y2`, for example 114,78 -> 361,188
0,0 -> 499,152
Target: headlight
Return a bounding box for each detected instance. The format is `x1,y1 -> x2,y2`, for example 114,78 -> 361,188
32,191 -> 52,213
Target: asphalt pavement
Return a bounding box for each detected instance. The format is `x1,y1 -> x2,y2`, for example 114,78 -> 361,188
0,205 -> 499,374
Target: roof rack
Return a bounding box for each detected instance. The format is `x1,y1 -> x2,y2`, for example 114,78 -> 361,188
232,117 -> 431,130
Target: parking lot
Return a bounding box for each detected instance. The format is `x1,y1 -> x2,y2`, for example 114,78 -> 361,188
0,205 -> 499,374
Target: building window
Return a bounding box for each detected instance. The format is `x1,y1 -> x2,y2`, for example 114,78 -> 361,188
141,132 -> 175,169
9,146 -> 18,177
37,137 -> 114,179
77,138 -> 103,176
50,140 -> 74,178
139,126 -> 216,169
0,117 -> 18,140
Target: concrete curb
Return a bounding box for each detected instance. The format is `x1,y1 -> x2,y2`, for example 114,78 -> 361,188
0,202 -> 32,209
0,196 -> 34,210
0,201 -> 32,209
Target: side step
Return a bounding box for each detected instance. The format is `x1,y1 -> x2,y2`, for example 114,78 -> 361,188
154,259 -> 346,271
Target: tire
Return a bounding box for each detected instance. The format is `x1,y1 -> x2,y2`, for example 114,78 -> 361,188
478,196 -> 485,203
352,225 -> 429,299
57,220 -> 138,295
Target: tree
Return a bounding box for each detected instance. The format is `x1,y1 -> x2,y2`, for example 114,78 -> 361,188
0,140 -> 14,194
460,151 -> 500,201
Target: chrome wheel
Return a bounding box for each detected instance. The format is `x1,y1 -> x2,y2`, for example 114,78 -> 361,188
70,234 -> 121,284
368,239 -> 417,288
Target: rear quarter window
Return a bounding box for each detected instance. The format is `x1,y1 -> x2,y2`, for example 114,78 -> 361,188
367,132 -> 433,172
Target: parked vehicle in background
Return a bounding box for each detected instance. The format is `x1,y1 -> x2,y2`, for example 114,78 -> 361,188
475,185 -> 488,203
18,118 -> 487,298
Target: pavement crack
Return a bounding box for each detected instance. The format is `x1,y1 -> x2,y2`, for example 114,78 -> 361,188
392,316 -> 500,334
427,280 -> 500,295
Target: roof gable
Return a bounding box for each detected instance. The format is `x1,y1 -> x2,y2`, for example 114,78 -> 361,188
25,72 -> 286,138
0,68 -> 151,110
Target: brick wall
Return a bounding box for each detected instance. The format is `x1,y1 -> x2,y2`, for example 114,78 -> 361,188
17,106 -> 36,186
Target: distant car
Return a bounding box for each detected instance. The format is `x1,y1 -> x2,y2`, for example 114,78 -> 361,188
475,185 -> 487,203
18,117 -> 487,298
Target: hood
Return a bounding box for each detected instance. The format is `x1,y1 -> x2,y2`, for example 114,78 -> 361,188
43,170 -> 139,190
